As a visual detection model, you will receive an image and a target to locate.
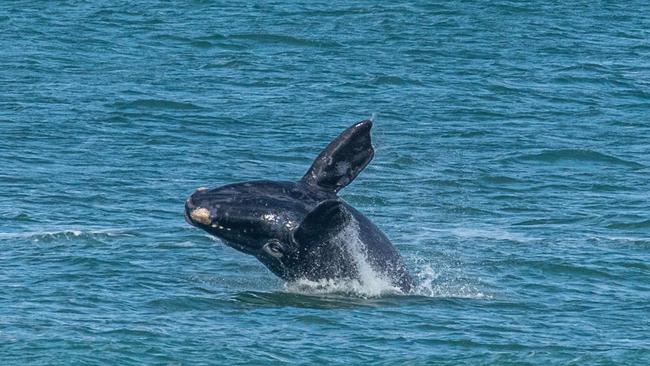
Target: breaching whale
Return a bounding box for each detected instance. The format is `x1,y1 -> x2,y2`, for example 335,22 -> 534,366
184,120 -> 413,292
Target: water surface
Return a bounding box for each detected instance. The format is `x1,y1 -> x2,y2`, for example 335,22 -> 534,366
2,1 -> 650,365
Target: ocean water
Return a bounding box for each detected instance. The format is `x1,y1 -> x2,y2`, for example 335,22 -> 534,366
2,1 -> 650,364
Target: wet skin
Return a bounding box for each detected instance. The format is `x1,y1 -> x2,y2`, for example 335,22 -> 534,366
185,120 -> 414,292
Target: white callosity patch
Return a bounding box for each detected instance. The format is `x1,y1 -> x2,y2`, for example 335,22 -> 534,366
262,213 -> 277,223
190,208 -> 211,225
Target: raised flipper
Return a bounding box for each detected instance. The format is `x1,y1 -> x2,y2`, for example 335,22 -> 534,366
301,120 -> 374,193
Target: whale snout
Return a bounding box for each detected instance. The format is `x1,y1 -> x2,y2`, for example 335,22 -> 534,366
185,187 -> 214,227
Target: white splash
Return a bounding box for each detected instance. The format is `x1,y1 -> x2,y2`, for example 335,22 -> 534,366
282,221 -> 495,299
0,228 -> 133,241
410,262 -> 492,299
284,222 -> 402,298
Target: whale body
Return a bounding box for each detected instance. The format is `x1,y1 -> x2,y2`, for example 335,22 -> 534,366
185,120 -> 413,292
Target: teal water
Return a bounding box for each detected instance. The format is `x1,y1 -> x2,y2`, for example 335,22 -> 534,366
2,1 -> 650,365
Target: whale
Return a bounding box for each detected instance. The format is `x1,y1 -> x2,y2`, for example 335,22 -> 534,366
184,120 -> 414,292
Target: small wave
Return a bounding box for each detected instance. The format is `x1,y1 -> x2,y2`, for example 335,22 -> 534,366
0,228 -> 134,241
229,33 -> 342,48
112,99 -> 203,111
147,296 -> 231,312
509,149 -> 644,168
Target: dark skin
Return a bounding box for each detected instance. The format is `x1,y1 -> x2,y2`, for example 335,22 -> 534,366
185,120 -> 414,292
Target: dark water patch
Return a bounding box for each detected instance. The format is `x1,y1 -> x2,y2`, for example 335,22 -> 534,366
371,75 -> 424,86
12,212 -> 35,222
414,178 -> 464,188
146,295 -> 232,312
95,327 -> 165,338
0,102 -> 25,111
439,129 -> 492,138
278,8 -> 370,17
478,175 -> 524,185
590,183 -> 637,192
194,33 -> 227,42
150,34 -> 193,43
188,40 -> 213,49
150,33 -> 232,50
514,217 -> 588,226
607,219 -> 650,230
231,291 -> 405,309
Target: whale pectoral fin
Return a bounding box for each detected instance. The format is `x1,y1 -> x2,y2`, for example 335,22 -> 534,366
293,200 -> 350,245
301,120 -> 374,193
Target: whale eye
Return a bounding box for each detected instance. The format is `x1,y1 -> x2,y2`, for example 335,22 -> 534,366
264,239 -> 284,258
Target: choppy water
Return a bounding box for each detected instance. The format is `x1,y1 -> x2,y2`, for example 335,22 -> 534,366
2,1 -> 650,365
